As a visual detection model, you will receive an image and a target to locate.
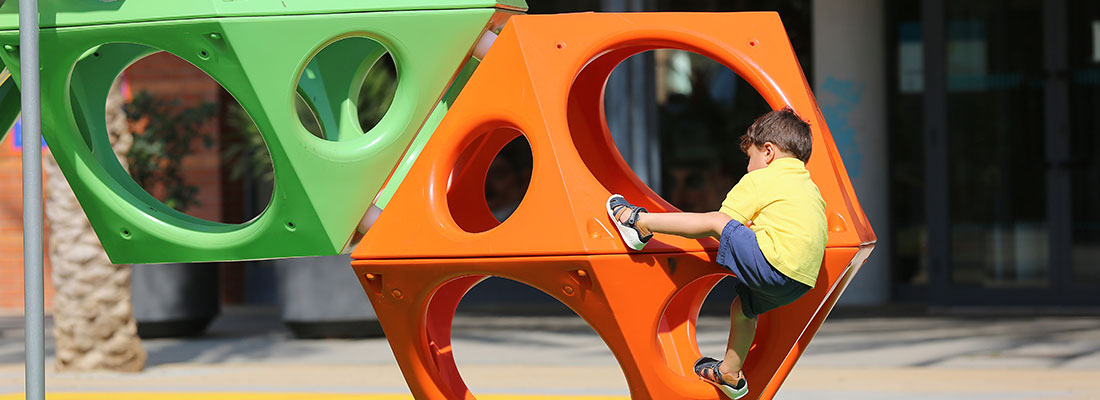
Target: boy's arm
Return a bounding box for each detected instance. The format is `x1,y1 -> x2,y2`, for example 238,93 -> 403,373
631,175 -> 759,240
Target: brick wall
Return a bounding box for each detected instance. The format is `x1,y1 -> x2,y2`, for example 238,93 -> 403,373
0,136 -> 53,311
0,51 -> 226,313
125,52 -> 225,223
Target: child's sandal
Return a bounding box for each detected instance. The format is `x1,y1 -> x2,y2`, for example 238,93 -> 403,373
606,194 -> 652,250
693,357 -> 748,400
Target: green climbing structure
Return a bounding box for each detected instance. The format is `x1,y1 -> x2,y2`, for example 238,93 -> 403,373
0,0 -> 526,263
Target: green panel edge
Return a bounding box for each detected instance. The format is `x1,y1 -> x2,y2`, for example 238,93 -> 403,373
0,0 -> 527,30
0,68 -> 18,143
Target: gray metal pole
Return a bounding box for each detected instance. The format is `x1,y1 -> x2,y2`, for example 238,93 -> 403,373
19,0 -> 44,399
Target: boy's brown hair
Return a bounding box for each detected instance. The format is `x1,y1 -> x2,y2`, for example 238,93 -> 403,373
739,107 -> 813,163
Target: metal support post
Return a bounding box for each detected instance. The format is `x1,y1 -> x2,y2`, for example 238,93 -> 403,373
19,0 -> 44,399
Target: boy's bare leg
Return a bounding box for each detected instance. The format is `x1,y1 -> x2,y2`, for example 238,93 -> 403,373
721,297 -> 756,382
612,204 -> 745,379
614,209 -> 731,240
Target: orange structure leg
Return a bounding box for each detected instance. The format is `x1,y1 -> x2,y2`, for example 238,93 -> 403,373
352,12 -> 876,400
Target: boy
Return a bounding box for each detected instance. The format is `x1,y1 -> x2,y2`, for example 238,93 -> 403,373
606,107 -> 827,400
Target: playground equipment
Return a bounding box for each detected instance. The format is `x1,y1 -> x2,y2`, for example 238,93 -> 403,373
351,12 -> 874,399
0,0 -> 521,262
2,2 -> 875,399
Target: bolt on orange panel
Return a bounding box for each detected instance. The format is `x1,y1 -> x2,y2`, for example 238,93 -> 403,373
352,12 -> 876,400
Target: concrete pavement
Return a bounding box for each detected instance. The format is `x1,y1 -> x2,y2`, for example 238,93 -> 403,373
0,307 -> 1097,399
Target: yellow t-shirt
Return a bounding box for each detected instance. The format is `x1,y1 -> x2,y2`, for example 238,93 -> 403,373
718,157 -> 827,287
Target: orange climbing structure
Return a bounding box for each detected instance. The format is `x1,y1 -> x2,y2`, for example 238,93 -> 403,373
351,12 -> 875,400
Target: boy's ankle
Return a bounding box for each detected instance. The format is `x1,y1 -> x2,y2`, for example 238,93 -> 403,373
615,206 -> 651,236
718,365 -> 742,383
635,218 -> 651,237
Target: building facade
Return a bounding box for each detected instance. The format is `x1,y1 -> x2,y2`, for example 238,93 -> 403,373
1,0 -> 1097,313
534,0 -> 1100,309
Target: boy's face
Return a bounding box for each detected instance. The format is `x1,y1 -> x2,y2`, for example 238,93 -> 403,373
746,144 -> 770,172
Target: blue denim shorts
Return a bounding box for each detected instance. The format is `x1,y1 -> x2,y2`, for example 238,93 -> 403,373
716,219 -> 811,319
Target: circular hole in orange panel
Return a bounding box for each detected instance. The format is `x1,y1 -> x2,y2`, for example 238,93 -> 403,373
570,49 -> 770,213
685,274 -> 793,386
654,273 -> 731,375
450,276 -> 629,396
693,277 -> 746,362
447,128 -> 532,233
79,45 -> 274,224
657,271 -> 787,382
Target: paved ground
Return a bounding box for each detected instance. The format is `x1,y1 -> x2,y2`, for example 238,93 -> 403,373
0,307 -> 1098,399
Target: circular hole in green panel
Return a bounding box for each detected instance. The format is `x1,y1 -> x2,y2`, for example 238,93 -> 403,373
68,43 -> 274,225
356,52 -> 397,134
294,92 -> 324,139
295,37 -> 398,142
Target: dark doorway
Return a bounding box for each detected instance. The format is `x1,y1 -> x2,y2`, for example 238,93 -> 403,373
889,0 -> 1100,307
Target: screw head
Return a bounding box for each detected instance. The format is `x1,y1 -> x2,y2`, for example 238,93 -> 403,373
209,33 -> 222,40
562,285 -> 575,295
391,289 -> 403,299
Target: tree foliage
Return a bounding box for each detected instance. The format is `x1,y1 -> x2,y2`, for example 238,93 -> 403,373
123,92 -> 215,212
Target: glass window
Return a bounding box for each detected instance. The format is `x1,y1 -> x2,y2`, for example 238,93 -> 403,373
1068,0 -> 1100,285
944,0 -> 1048,287
888,0 -> 928,286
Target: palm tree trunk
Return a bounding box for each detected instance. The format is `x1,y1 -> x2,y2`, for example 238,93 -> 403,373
46,79 -> 146,372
